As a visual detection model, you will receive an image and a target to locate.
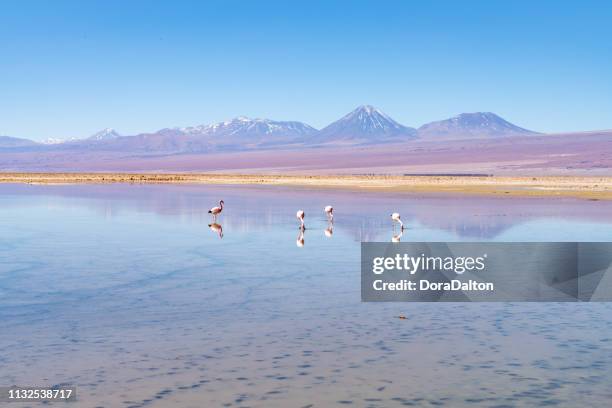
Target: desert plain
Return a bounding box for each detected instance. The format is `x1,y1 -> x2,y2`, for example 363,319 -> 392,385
1,173 -> 611,200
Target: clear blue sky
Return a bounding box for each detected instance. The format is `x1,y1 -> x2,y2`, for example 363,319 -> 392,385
1,0 -> 611,140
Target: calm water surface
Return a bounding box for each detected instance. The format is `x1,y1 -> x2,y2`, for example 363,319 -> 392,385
1,183 -> 612,407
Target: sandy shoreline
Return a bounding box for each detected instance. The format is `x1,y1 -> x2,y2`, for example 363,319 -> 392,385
1,173 -> 611,200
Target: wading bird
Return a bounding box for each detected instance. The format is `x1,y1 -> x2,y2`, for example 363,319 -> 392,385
208,200 -> 224,221
296,210 -> 305,229
324,205 -> 334,222
325,225 -> 333,238
391,212 -> 404,230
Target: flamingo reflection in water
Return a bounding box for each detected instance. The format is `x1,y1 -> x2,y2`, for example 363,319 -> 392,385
208,223 -> 223,239
392,228 -> 403,242
296,228 -> 305,247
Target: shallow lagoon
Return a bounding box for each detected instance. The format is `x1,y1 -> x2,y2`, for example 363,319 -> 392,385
1,183 -> 612,407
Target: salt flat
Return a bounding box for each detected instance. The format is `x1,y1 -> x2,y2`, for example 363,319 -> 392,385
1,173 -> 611,200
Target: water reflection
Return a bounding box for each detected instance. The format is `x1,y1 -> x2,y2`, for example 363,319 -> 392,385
392,228 -> 403,242
1,184 -> 612,407
208,222 -> 223,239
3,183 -> 612,240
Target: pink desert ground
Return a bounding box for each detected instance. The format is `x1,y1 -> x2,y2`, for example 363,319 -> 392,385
1,131 -> 610,175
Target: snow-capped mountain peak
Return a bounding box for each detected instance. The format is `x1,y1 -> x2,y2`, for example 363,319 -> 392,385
88,128 -> 121,141
177,117 -> 317,139
355,104 -> 379,115
310,105 -> 417,144
41,137 -> 67,145
41,136 -> 80,144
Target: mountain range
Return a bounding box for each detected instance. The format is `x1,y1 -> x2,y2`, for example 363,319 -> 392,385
0,105 -> 543,152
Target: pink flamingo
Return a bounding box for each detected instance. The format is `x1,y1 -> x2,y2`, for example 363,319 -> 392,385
324,205 -> 334,223
296,210 -> 305,229
391,212 -> 404,231
208,200 -> 224,221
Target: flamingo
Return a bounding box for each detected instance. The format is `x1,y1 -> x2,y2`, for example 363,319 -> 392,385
324,205 -> 334,222
296,228 -> 305,247
391,212 -> 404,231
208,200 -> 224,221
208,223 -> 223,239
296,210 -> 305,229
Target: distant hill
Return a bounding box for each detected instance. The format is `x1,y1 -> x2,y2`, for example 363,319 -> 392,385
418,112 -> 537,140
0,135 -> 39,148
